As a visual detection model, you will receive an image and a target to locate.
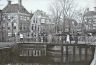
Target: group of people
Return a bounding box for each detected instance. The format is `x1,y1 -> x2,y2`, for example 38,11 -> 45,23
19,33 -> 79,44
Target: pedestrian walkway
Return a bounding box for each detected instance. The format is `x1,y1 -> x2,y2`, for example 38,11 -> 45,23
0,42 -> 15,49
77,41 -> 96,45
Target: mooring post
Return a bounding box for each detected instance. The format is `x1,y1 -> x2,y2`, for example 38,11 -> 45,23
66,46 -> 68,63
60,38 -> 63,65
73,46 -> 76,65
91,46 -> 95,60
85,46 -> 88,65
90,46 -> 96,65
79,47 -> 81,63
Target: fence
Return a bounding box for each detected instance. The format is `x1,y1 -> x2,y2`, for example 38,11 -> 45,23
15,35 -> 96,44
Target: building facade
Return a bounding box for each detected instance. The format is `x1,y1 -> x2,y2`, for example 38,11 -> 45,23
2,0 -> 31,41
83,7 -> 96,33
30,10 -> 55,42
0,10 -> 8,42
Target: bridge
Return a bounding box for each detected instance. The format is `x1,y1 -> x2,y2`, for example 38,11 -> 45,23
16,41 -> 95,65
0,41 -> 96,65
16,41 -> 96,46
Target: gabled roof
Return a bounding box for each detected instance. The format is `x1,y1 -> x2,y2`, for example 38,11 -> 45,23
2,4 -> 29,14
84,11 -> 96,16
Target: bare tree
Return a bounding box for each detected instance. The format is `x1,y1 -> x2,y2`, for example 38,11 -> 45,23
49,1 -> 62,33
49,0 -> 87,44
49,0 -> 78,32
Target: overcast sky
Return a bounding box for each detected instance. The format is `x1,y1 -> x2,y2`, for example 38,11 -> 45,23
0,0 -> 95,13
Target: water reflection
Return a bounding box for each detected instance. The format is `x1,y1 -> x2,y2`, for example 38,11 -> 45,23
0,45 -> 94,65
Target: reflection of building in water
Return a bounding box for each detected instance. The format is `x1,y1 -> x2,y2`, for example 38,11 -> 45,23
47,45 -> 93,63
0,44 -> 95,65
19,44 -> 46,56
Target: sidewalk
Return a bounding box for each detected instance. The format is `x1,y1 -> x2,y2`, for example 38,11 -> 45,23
0,42 -> 15,49
70,41 -> 96,45
77,41 -> 96,45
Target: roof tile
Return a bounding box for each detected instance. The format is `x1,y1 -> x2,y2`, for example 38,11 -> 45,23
3,4 -> 29,14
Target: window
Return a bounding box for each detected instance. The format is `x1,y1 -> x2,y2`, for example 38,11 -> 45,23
27,33 -> 29,37
3,24 -> 5,27
14,23 -> 16,26
32,24 -> 34,30
8,27 -> 10,30
13,34 -> 15,37
23,26 -> 26,30
24,16 -> 26,21
11,16 -> 14,19
3,16 -> 5,20
20,16 -> 23,20
34,33 -> 36,37
8,33 -> 11,36
35,25 -> 36,30
36,20 -> 37,23
41,19 -> 45,23
20,27 -> 22,30
33,20 -> 35,23
31,33 -> 33,36
38,27 -> 39,31
14,26 -> 16,29
27,17 -> 30,20
8,15 -> 11,20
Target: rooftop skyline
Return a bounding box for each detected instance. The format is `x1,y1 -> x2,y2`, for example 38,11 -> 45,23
0,0 -> 96,14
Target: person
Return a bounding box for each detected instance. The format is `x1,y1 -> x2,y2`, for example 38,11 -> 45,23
74,35 -> 78,44
66,35 -> 70,44
20,33 -> 23,42
48,34 -> 52,43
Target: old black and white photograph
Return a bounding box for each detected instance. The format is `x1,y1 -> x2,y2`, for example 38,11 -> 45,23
0,0 -> 96,65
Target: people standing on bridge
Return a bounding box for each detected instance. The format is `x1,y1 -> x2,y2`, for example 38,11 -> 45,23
66,34 -> 70,44
20,33 -> 23,42
48,34 -> 52,43
74,35 -> 78,44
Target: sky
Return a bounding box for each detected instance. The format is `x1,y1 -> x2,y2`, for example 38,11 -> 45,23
0,0 -> 95,13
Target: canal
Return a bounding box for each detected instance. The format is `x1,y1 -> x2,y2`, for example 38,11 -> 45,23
0,43 -> 95,65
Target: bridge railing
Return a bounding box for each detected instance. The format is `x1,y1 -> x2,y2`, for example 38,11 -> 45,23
15,35 -> 96,45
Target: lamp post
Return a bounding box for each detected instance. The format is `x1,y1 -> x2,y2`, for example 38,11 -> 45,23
1,26 -> 4,42
12,21 -> 14,37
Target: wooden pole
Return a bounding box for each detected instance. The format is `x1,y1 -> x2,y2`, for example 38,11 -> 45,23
66,46 -> 68,63
79,47 -> 82,63
73,46 -> 76,65
85,46 -> 88,65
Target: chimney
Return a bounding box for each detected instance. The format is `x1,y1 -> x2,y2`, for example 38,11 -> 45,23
8,0 -> 11,5
94,7 -> 96,11
18,0 -> 22,5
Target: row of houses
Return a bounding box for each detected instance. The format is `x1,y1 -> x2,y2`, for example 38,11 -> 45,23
0,0 -> 82,42
83,7 -> 96,35
0,0 -> 55,42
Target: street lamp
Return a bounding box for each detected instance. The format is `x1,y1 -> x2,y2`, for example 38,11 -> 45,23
12,21 -> 14,37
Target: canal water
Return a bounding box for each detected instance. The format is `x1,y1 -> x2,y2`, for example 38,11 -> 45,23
0,44 -> 94,65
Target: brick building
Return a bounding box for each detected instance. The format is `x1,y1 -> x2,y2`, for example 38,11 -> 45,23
83,7 -> 96,33
30,10 -> 55,42
2,0 -> 31,41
